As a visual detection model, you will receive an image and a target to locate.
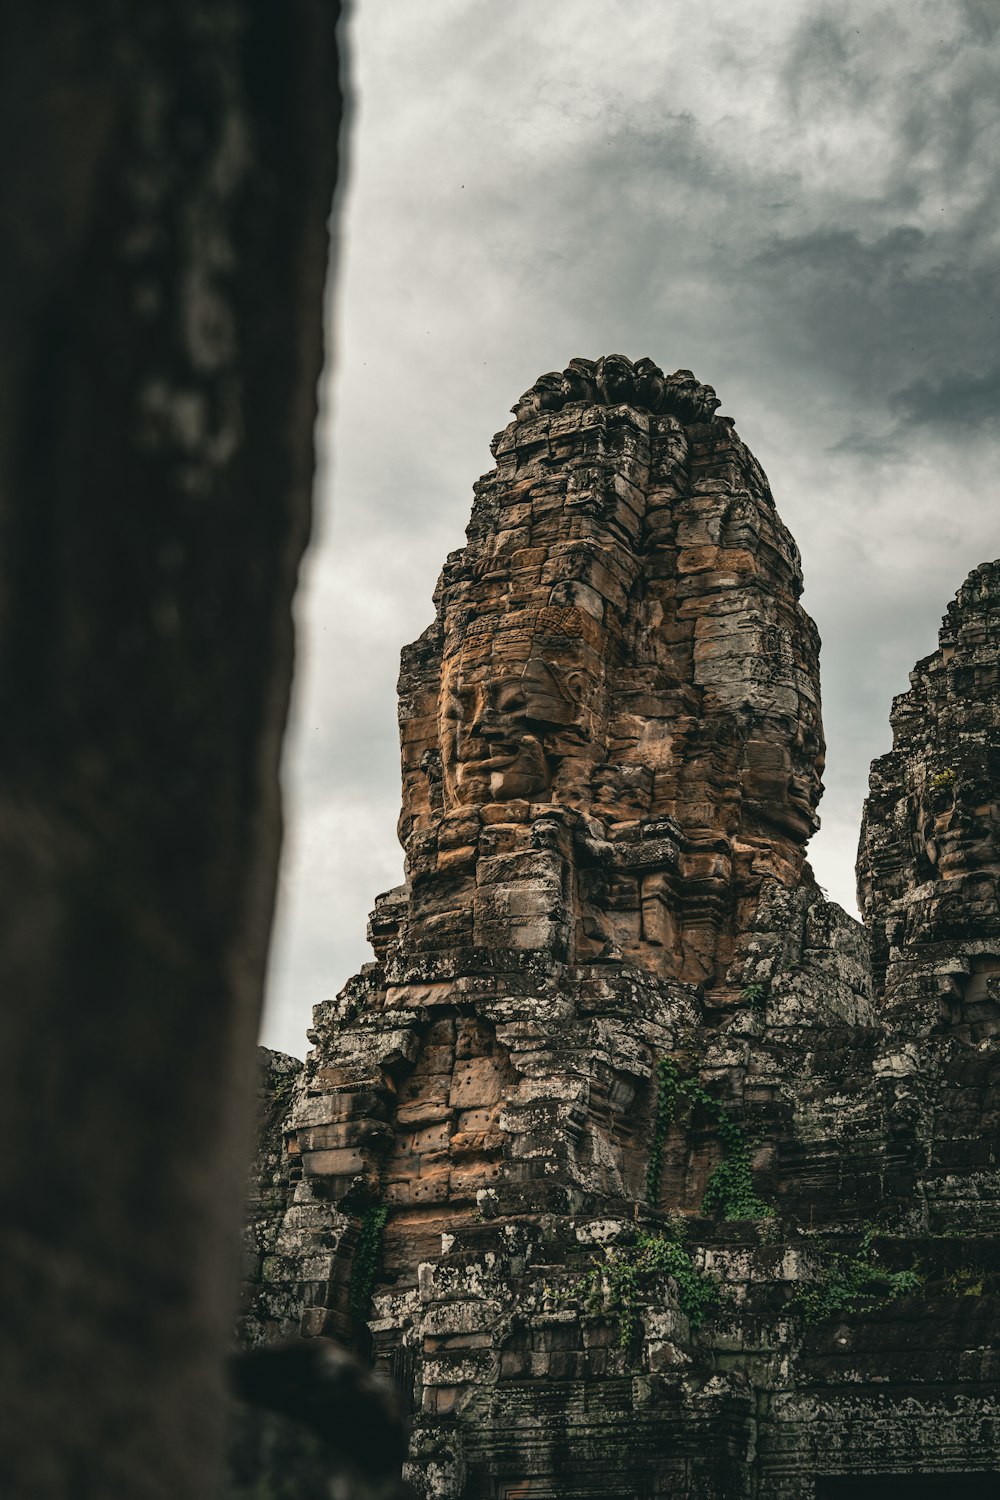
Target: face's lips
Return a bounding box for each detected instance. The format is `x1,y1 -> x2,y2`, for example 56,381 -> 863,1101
458,744 -> 519,771
480,749 -> 520,771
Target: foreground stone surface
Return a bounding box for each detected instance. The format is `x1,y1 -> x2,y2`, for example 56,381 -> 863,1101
243,358 -> 999,1497
0,7 -> 341,1497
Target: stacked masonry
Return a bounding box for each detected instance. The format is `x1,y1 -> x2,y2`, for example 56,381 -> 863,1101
241,358 -> 1000,1500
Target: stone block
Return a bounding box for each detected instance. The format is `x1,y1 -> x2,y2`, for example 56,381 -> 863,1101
409,1173 -> 451,1205
423,1300 -> 500,1336
448,1059 -> 505,1108
300,1146 -> 368,1178
475,850 -> 564,889
407,1120 -> 454,1154
449,1161 -> 503,1197
396,1097 -> 452,1129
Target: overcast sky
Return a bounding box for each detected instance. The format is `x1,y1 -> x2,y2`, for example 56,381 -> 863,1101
261,0 -> 1000,1057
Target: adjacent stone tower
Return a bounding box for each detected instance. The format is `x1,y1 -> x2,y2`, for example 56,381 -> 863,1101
242,362 -> 1000,1500
859,560 -> 1000,1033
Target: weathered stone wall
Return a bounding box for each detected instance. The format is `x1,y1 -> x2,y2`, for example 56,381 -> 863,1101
245,361 -> 999,1499
239,1047 -> 306,1348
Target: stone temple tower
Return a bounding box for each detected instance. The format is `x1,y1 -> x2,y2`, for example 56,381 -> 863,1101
391,354 -> 823,989
859,560 -> 1000,1033
241,360 -> 1000,1500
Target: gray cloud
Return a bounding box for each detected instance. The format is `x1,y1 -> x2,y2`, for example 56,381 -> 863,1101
782,11 -> 882,113
262,0 -> 1000,1056
746,229 -> 1000,412
960,0 -> 1000,43
890,364 -> 1000,431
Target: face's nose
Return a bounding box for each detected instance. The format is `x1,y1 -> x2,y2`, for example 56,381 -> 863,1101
472,706 -> 504,739
468,687 -> 491,738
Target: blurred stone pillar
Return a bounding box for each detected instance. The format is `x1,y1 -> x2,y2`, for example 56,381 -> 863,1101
0,4 -> 343,1495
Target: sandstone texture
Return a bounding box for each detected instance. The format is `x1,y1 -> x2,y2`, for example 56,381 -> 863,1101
244,357 -> 999,1498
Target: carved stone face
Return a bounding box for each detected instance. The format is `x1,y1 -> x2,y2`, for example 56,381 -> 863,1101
440,657 -> 582,807
560,358 -> 598,405
509,355 -> 722,425
595,354 -> 635,406
664,369 -> 721,423
511,371 -> 565,420
918,771 -> 998,878
632,356 -> 666,411
786,707 -> 824,836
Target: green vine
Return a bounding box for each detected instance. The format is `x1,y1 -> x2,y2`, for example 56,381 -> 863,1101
646,1058 -> 773,1221
349,1202 -> 389,1321
546,1222 -> 721,1348
701,1114 -> 773,1222
740,982 -> 767,1012
794,1226 -> 923,1323
565,1227 -> 719,1347
941,1267 -> 983,1297
606,1230 -> 719,1342
645,1057 -> 683,1202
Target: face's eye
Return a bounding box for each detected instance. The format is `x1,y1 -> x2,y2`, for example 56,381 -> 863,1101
494,684 -> 527,715
441,691 -> 464,722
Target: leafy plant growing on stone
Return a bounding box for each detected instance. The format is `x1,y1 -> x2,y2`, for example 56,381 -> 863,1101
794,1226 -> 923,1323
646,1057 -> 773,1221
740,982 -> 767,1011
645,1057 -> 681,1204
701,1116 -> 773,1222
941,1267 -> 984,1297
349,1202 -> 389,1321
599,1227 -> 720,1346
